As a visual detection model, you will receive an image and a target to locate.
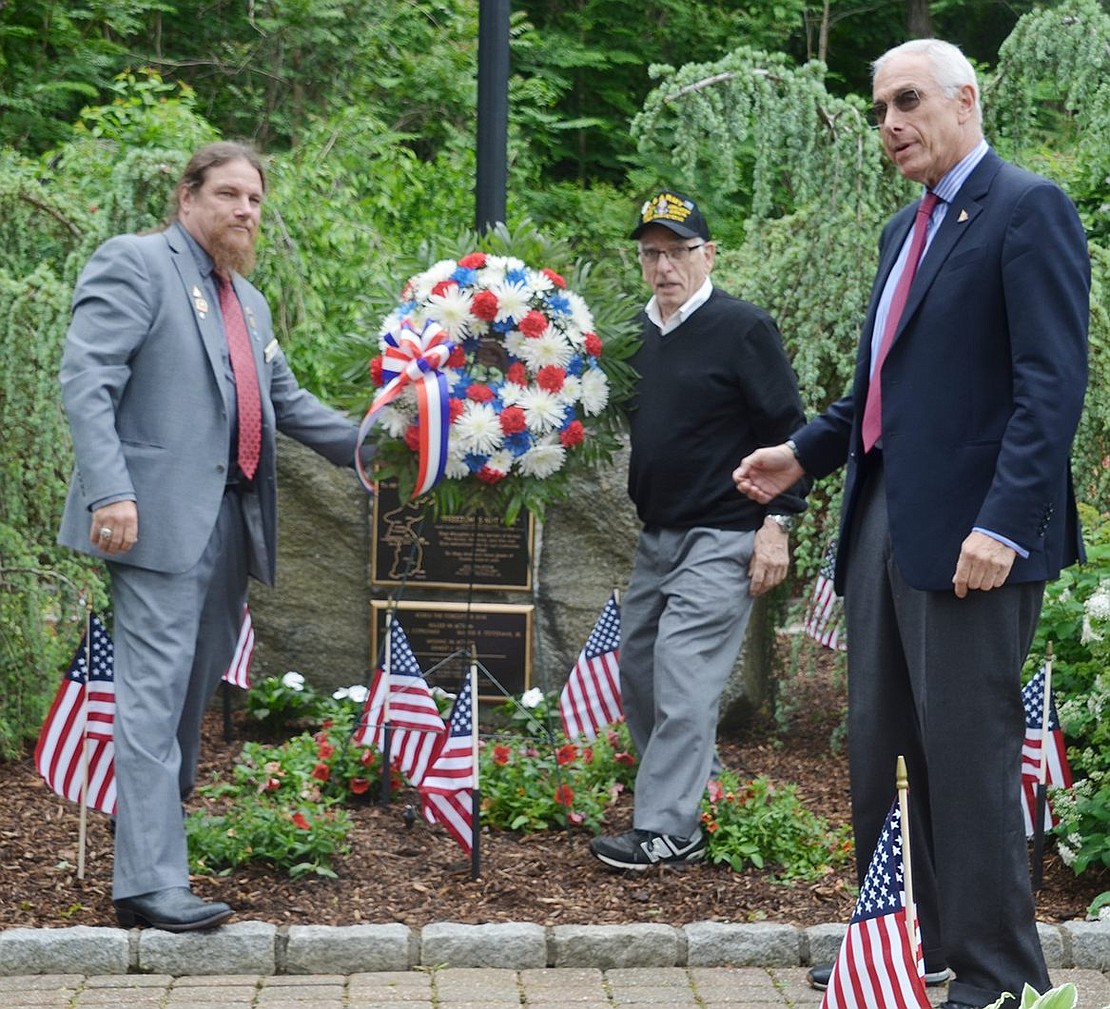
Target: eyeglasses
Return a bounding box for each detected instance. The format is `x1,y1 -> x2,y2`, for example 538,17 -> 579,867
869,88 -> 923,127
638,243 -> 705,265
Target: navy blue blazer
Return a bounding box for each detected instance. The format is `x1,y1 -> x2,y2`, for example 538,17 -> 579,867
794,149 -> 1090,593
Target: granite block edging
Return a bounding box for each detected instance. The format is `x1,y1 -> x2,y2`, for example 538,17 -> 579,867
0,920 -> 1103,977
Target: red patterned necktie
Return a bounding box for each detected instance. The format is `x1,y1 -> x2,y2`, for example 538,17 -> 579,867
860,191 -> 941,453
217,274 -> 262,480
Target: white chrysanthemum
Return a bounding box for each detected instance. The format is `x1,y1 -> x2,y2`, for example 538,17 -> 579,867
485,449 -> 514,475
518,437 -> 566,479
519,387 -> 564,432
454,401 -> 503,454
499,382 -> 525,407
516,330 -> 574,371
528,268 -> 554,293
443,449 -> 470,480
375,404 -> 412,438
579,368 -> 610,415
560,374 -> 583,404
408,260 -> 458,300
494,280 -> 531,323
503,330 -> 527,359
426,285 -> 476,341
564,290 -> 595,334
378,308 -> 405,344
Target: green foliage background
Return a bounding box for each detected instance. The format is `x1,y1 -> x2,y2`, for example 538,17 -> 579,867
0,1 -> 1107,784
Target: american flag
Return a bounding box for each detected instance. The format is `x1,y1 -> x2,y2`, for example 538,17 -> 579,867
1020,665 -> 1073,837
419,675 -> 476,853
559,593 -> 623,741
821,802 -> 930,1009
804,541 -> 847,651
34,614 -> 118,816
221,607 -> 255,690
354,618 -> 446,786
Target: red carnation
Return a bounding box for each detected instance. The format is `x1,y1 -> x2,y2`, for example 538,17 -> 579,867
506,362 -> 528,386
542,268 -> 566,289
536,365 -> 566,393
499,406 -> 526,434
291,812 -> 311,830
477,466 -> 506,485
467,383 -> 495,403
458,252 -> 487,269
560,420 -> 585,448
404,424 -> 421,453
431,279 -> 457,298
369,355 -> 385,387
518,309 -> 548,338
448,345 -> 467,368
472,290 -> 499,321
449,398 -> 466,423
584,332 -> 602,357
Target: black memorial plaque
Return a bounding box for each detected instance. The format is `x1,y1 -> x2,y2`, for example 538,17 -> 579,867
370,600 -> 533,700
370,479 -> 533,590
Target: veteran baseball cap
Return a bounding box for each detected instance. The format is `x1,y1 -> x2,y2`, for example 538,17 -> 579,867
630,190 -> 711,241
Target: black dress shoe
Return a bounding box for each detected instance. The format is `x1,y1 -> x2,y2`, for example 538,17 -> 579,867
114,887 -> 233,932
806,961 -> 951,990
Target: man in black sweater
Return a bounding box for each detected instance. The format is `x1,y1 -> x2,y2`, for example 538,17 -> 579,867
590,191 -> 807,870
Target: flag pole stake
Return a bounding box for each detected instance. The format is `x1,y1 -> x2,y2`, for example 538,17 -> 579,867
469,648 -> 481,881
380,610 -> 395,809
1032,641 -> 1055,889
76,597 -> 93,881
895,755 -> 920,972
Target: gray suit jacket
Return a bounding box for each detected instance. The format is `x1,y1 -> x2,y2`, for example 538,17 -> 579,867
59,222 -> 361,585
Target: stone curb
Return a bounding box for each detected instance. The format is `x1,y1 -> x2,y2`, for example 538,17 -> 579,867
1,920 -> 1107,978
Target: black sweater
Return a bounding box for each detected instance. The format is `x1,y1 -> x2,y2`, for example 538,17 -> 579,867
627,287 -> 807,530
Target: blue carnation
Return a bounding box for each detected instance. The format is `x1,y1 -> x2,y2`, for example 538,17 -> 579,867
464,452 -> 489,474
452,266 -> 478,287
506,267 -> 528,286
566,354 -> 585,377
547,292 -> 572,316
503,432 -> 532,457
491,318 -> 515,333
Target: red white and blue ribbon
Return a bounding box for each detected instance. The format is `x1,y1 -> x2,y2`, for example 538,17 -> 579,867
356,318 -> 454,498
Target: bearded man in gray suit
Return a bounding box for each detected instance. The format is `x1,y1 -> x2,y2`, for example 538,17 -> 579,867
58,142 -> 370,931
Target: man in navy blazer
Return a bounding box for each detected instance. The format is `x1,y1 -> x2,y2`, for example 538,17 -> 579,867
734,40 -> 1089,1008
59,143 -> 369,931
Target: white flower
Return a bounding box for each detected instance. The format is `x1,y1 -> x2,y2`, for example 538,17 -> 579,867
518,386 -> 564,432
454,401 -> 503,454
502,330 -> 527,359
485,449 -> 514,475
346,684 -> 369,704
443,449 -> 470,479
375,403 -> 412,438
1084,584 -> 1110,621
493,280 -> 532,324
426,285 -> 476,342
409,260 -> 458,300
564,290 -> 595,334
499,381 -> 525,407
518,437 -> 566,478
332,687 -> 350,700
527,269 -> 554,293
560,374 -> 583,404
281,671 -> 305,691
520,687 -> 545,709
516,329 -> 573,371
579,368 -> 610,415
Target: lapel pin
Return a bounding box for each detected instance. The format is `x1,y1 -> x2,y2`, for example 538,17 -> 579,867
264,338 -> 279,363
957,209 -> 969,223
191,285 -> 209,318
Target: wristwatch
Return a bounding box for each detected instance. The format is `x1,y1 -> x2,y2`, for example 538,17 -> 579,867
767,513 -> 796,534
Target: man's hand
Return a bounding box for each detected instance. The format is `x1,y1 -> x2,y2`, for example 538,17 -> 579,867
749,519 -> 789,597
734,445 -> 804,504
89,500 -> 139,555
952,531 -> 1016,599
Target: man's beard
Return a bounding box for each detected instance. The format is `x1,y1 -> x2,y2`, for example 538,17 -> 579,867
208,227 -> 257,277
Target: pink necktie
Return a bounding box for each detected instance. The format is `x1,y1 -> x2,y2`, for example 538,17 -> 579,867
217,275 -> 262,480
861,191 -> 940,453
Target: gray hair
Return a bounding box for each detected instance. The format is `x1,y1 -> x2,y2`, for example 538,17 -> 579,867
872,39 -> 982,124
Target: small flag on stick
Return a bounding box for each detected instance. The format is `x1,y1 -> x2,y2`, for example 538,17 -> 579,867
804,541 -> 847,652
559,593 -> 623,742
419,674 -> 476,854
1020,658 -> 1072,838
222,607 -> 255,690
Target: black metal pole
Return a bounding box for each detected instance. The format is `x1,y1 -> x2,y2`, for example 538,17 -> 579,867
475,0 -> 510,233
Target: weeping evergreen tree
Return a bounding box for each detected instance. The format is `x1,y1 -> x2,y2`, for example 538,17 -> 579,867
631,5 -> 1110,572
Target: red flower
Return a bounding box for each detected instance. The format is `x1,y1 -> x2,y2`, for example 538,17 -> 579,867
431,279 -> 457,298
567,810 -> 585,826
370,355 -> 385,387
264,777 -> 282,792
581,746 -> 594,764
706,820 -> 720,833
467,383 -> 495,403
448,345 -> 467,368
560,420 -> 585,448
311,762 -> 331,782
359,748 -> 375,766
707,779 -> 724,803
499,406 -> 527,435
291,812 -> 311,830
317,742 -> 335,760
518,310 -> 548,338
614,751 -> 636,767
472,290 -> 499,321
404,424 -> 421,452
556,743 -> 578,766
542,268 -> 566,289
554,783 -> 575,807
477,466 -> 505,485
449,398 -> 466,423
349,778 -> 371,795
536,365 -> 566,393
506,362 -> 528,386
584,332 -> 602,357
606,729 -> 621,749
493,744 -> 512,766
459,252 -> 487,269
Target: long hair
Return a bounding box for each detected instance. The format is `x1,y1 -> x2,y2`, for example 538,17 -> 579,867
166,141 -> 266,223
